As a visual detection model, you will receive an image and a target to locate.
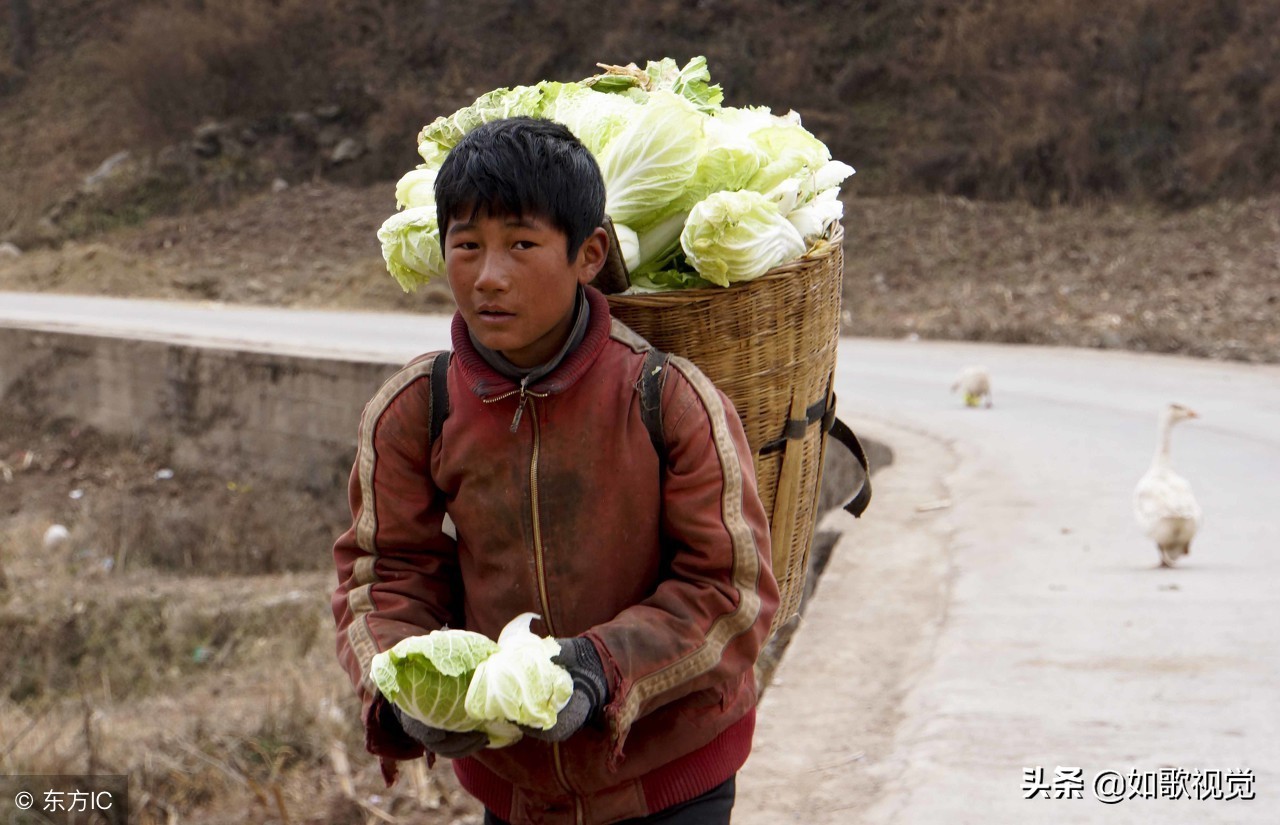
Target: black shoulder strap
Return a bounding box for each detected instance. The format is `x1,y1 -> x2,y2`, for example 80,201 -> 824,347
639,348 -> 669,466
826,412 -> 873,518
429,351 -> 451,443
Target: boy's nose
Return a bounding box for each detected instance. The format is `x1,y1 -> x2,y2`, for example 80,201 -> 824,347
474,253 -> 511,291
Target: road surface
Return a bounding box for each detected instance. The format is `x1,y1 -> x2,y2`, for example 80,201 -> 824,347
741,338 -> 1280,824
3,292 -> 1278,823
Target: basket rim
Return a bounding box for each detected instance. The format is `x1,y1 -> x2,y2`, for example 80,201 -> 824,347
607,222 -> 844,305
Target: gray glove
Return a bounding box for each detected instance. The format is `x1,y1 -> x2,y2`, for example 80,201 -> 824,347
522,637 -> 609,743
393,705 -> 488,759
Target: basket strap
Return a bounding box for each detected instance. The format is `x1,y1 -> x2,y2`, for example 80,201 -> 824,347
827,411 -> 872,518
759,396 -> 829,455
639,348 -> 669,469
758,388 -> 873,518
429,350 -> 451,444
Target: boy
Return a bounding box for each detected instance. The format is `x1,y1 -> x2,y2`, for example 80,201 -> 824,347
332,117 -> 779,825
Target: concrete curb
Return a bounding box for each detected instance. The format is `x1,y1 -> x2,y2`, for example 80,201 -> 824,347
737,415 -> 958,824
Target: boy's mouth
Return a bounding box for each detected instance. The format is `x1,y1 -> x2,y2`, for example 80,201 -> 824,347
476,306 -> 516,322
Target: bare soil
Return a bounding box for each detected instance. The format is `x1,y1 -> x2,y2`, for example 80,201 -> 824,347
4,181 -> 1275,362
1,184 -> 1276,823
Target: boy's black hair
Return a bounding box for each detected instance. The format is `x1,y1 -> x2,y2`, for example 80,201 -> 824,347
434,117 -> 606,261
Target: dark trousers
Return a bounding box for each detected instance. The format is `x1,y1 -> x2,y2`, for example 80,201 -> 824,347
483,775 -> 736,825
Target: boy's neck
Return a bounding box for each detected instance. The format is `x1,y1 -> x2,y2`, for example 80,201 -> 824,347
470,287 -> 590,384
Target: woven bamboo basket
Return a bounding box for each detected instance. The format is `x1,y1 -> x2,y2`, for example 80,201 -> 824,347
607,224 -> 845,635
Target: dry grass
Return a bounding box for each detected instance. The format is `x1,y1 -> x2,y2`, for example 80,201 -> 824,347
0,411 -> 483,824
0,648 -> 482,824
4,0 -> 1280,246
897,0 -> 1280,205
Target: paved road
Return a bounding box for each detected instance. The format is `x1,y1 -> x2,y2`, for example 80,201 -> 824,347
4,292 -> 1278,822
0,291 -> 449,361
743,339 -> 1280,824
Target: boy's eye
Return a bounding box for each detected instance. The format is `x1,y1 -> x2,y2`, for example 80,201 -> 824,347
452,241 -> 479,251
512,239 -> 537,250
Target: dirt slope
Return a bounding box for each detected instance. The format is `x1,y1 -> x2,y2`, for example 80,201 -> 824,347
2,180 -> 1276,364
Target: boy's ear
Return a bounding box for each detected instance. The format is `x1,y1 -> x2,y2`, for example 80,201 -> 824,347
575,226 -> 612,287
585,219 -> 630,294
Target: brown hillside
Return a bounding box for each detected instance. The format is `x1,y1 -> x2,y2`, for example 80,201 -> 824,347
3,0 -> 1280,245
1,1 -> 1278,367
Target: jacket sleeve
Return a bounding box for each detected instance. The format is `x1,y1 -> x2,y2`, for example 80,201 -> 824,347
588,355 -> 779,748
331,354 -> 462,763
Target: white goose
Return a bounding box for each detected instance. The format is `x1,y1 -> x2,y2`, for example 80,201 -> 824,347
951,366 -> 993,408
1133,403 -> 1202,567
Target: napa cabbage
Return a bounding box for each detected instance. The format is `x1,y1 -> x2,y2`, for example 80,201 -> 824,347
378,206 -> 444,292
370,613 -> 572,749
465,613 -> 574,731
597,90 -> 705,231
369,628 -> 505,738
540,83 -> 640,156
680,190 -> 807,287
395,166 -> 438,211
416,83 -> 550,162
381,55 -> 854,291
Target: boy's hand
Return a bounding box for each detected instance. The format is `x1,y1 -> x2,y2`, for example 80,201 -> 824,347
522,637 -> 609,743
392,705 -> 488,759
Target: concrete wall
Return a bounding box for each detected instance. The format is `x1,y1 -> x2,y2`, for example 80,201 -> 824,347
0,327 -> 400,493
0,324 -> 882,509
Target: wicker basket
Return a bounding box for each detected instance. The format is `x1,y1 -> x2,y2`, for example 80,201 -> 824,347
607,224 -> 845,634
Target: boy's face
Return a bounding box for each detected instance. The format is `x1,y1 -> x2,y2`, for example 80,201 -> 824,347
445,209 -> 607,368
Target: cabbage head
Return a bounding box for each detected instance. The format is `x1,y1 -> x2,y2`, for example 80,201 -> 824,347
744,119 -> 833,211
598,90 -> 705,232
466,613 -> 573,731
681,190 -> 806,287
417,83 -> 550,163
786,187 -> 845,244
612,222 -> 641,272
377,206 -> 444,291
541,83 -> 640,156
395,166 -> 438,211
370,629 -> 498,734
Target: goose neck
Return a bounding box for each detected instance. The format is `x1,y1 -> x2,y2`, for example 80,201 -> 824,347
1152,413 -> 1175,468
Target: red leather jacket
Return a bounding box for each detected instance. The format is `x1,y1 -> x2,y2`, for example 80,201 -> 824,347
332,287 -> 778,825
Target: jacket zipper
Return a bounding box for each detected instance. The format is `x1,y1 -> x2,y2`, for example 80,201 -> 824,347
478,383 -> 581,818
483,379 -> 547,434
528,404 -> 555,635
524,397 -> 582,822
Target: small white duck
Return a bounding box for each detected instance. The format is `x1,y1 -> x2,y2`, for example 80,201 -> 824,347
951,366 -> 993,408
1133,403 -> 1202,567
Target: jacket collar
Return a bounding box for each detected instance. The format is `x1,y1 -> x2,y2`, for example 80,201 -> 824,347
451,286 -> 613,399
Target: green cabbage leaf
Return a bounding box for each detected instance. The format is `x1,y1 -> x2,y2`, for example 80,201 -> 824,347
597,90 -> 706,231
540,83 -> 640,156
680,189 -> 807,287
377,205 -> 444,292
416,83 -> 551,163
465,612 -> 574,731
381,56 -> 854,291
370,613 -> 572,749
370,628 -> 498,734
